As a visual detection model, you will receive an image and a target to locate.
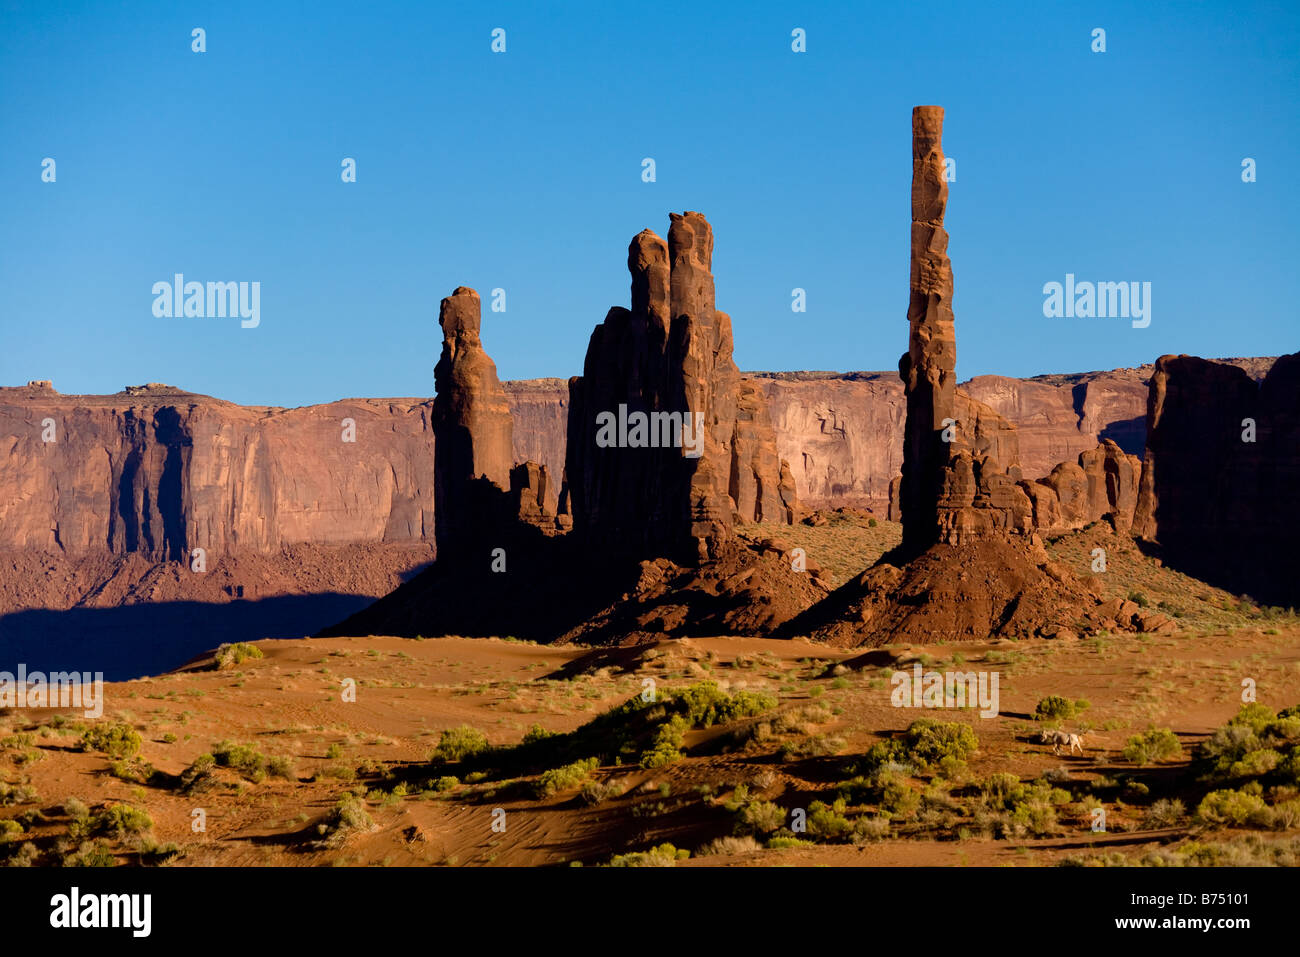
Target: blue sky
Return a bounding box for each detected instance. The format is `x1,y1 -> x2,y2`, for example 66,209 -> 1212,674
1,0 -> 1296,407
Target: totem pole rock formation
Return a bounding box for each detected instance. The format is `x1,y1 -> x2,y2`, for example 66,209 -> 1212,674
898,106 -> 957,554
566,212 -> 798,563
431,287 -> 520,559
899,106 -> 1034,553
782,107 -> 1119,646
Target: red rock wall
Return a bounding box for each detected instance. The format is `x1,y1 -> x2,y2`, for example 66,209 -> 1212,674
0,383 -> 436,560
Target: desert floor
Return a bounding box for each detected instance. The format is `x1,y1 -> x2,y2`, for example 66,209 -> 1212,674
3,519 -> 1299,867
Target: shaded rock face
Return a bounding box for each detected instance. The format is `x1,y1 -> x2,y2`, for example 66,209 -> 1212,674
432,287 -> 517,559
504,379 -> 567,514
509,461 -> 558,533
1134,353 -> 1300,603
732,379 -> 792,525
566,212 -> 796,563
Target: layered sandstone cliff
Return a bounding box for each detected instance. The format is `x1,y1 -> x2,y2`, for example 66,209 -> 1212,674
0,381 -> 437,560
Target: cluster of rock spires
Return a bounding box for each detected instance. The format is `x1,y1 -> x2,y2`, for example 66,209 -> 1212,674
327,106 -> 1297,646
566,212 -> 800,563
324,213 -> 820,642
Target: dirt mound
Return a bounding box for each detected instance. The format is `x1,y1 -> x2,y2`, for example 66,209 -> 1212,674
561,538 -> 832,644
782,536 -> 1113,647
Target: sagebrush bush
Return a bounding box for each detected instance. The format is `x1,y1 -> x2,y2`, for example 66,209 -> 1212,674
79,723 -> 141,760
1143,797 -> 1187,828
430,726 -> 490,764
215,642 -> 263,669
535,757 -> 599,797
314,793 -> 374,849
90,803 -> 153,840
607,843 -> 688,867
1196,788 -> 1269,827
1035,695 -> 1089,722
1122,728 -> 1182,765
0,782 -> 39,807
697,835 -> 762,856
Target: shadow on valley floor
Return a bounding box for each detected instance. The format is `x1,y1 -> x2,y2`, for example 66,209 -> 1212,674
0,592 -> 380,681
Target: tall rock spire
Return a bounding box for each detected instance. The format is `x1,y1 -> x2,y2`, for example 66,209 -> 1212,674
432,287 -> 515,557
900,106 -> 958,554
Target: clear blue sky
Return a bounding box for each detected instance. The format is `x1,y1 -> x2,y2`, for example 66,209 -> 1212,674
2,0 -> 1296,407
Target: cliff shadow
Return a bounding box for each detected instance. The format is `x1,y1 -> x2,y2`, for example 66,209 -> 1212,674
1097,415 -> 1145,456
0,592 -> 383,681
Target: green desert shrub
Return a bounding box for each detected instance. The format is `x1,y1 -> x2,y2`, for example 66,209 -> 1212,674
1196,789 -> 1269,827
640,716 -> 689,769
62,840 -> 116,867
535,757 -> 599,798
607,843 -> 688,867
215,642 -> 264,669
737,799 -> 786,835
1195,704 -> 1300,782
1228,703 -> 1277,734
1122,728 -> 1183,765
212,741 -> 270,782
1035,695 -> 1090,722
806,799 -> 854,841
79,722 -> 141,760
314,793 -> 374,849
430,725 -> 490,765
90,803 -> 153,840
895,718 -> 979,770
521,724 -> 556,745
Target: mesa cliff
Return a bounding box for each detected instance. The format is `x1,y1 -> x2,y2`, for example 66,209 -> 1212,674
4,361 -> 1275,562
